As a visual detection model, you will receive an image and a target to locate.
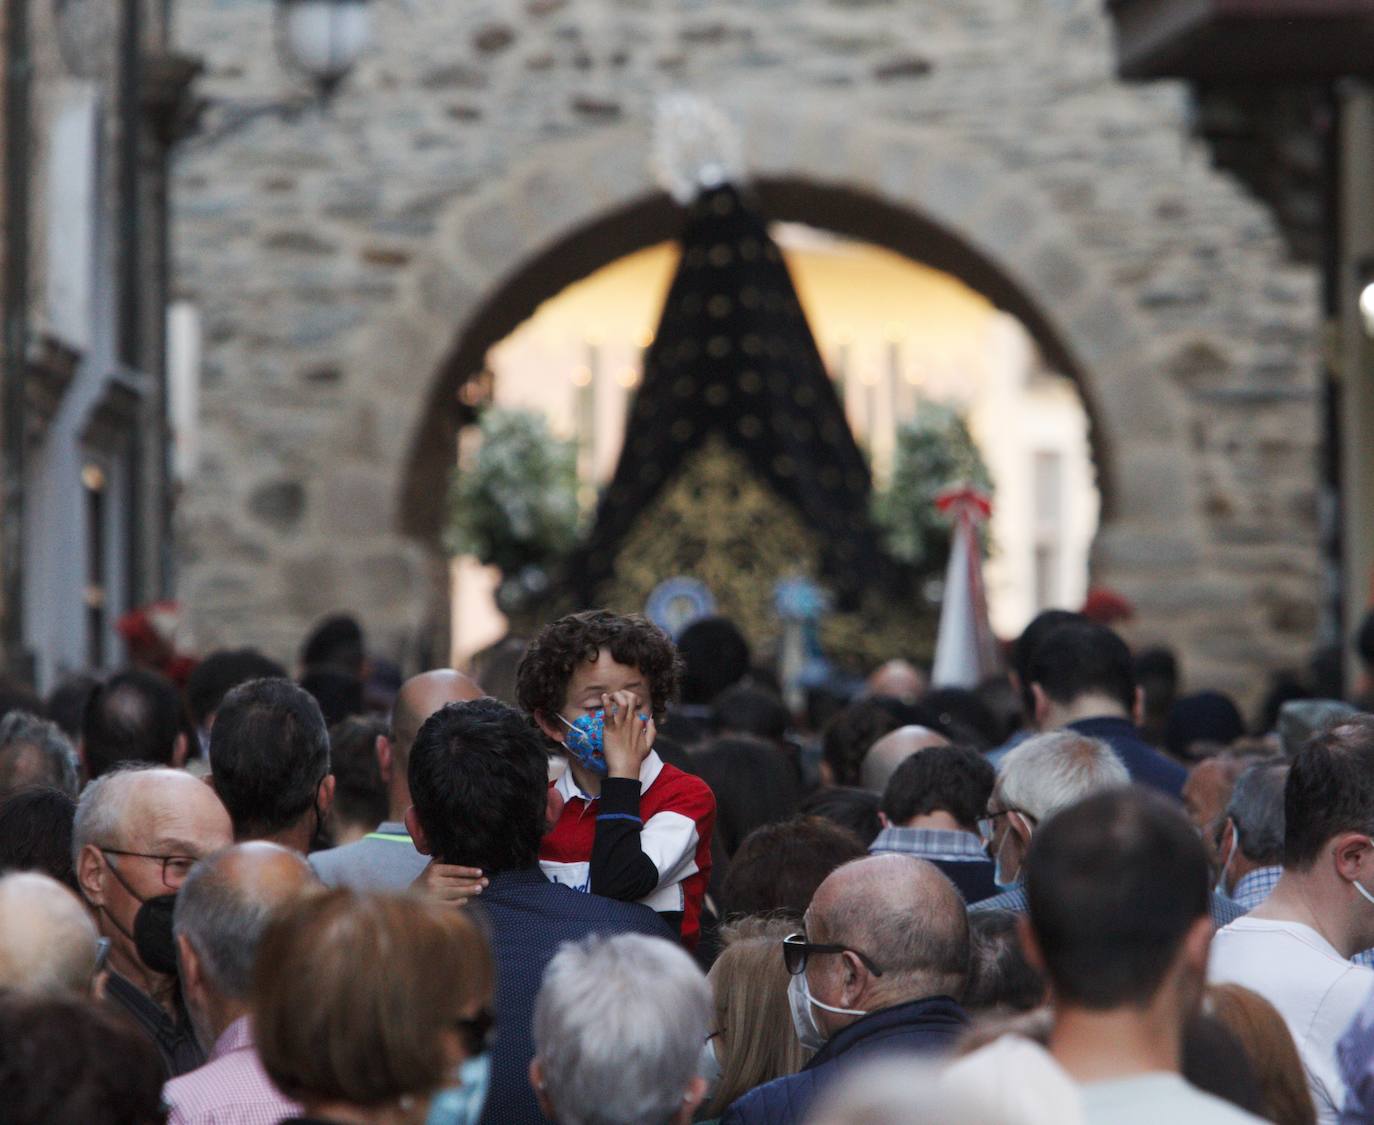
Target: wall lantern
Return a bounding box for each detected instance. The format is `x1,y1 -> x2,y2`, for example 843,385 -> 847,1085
275,0 -> 373,101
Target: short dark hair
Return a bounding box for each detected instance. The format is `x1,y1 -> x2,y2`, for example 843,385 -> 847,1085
209,678 -> 330,838
880,745 -> 995,833
917,688 -> 1000,749
329,717 -> 389,833
0,787 -> 77,890
799,786 -> 882,845
719,816 -> 867,921
1283,717 -> 1374,870
1226,762 -> 1287,866
300,614 -> 365,676
44,674 -> 98,740
1026,787 -> 1210,1009
408,698 -> 549,873
1027,621 -> 1135,715
710,685 -> 789,743
299,669 -> 365,728
516,610 -> 682,728
0,993 -> 166,1124
963,909 -> 1044,1013
676,617 -> 751,705
81,669 -> 184,779
186,649 -> 287,728
821,698 -> 909,787
1012,609 -> 1085,716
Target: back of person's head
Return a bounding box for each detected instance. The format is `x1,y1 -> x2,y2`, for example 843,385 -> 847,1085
0,993 -> 166,1124
703,916 -> 808,1119
996,730 -> 1129,823
328,716 -> 389,837
408,697 -> 548,873
1226,762 -> 1287,866
1182,1014 -> 1266,1118
1166,691 -> 1245,762
861,726 -> 948,795
811,854 -> 969,1004
0,872 -> 99,995
300,613 -> 365,676
1026,621 -> 1135,716
80,668 -> 184,779
186,648 -> 287,729
1012,609 -> 1086,716
1278,699 -> 1360,759
963,908 -> 1045,1014
255,888 -> 492,1108
691,737 -> 800,857
470,635 -> 531,707
880,744 -> 994,833
209,678 -> 330,838
174,842 -> 318,1001
1025,788 -> 1210,1009
719,816 -> 867,921
1284,715 -> 1374,870
533,933 -> 711,1125
0,678 -> 41,724
1205,983 -> 1315,1125
676,616 -> 751,706
799,786 -> 882,845
0,711 -> 78,798
1134,646 -> 1180,733
918,688 -> 1001,749
0,787 -> 77,889
710,685 -> 789,742
299,668 -> 364,728
517,610 -> 682,726
821,698 -> 908,787
44,674 -> 98,740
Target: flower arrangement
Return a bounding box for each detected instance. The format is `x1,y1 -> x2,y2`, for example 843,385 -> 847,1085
871,398 -> 994,578
445,408 -> 581,611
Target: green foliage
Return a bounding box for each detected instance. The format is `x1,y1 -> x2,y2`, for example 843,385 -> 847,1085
872,399 -> 994,576
444,408 -> 581,576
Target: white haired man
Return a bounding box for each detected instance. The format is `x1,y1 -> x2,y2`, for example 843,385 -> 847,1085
531,933 -> 711,1125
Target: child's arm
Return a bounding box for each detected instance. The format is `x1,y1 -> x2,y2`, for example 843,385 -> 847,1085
589,691 -> 661,901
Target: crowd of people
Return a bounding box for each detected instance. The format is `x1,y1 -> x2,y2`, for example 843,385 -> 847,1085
6,603 -> 1374,1123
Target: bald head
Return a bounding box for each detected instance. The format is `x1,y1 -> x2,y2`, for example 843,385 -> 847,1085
73,766 -> 233,866
861,725 -> 948,794
174,842 -> 317,1000
392,670 -> 484,763
0,872 -> 99,995
867,661 -> 927,704
809,854 -> 969,1003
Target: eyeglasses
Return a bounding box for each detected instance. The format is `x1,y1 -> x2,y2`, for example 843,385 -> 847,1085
976,808 -> 1034,845
782,932 -> 885,978
453,1008 -> 496,1054
100,848 -> 198,890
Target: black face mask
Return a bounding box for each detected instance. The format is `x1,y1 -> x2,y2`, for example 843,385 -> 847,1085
133,894 -> 179,977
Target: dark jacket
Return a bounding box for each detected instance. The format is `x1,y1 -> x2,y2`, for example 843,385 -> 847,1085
720,995 -> 968,1125
473,866 -> 673,1125
1068,716 -> 1186,798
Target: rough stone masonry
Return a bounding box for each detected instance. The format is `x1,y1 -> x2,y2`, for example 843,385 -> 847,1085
171,0 -> 1320,705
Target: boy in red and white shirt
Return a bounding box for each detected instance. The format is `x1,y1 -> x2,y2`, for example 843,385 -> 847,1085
518,610 -> 715,948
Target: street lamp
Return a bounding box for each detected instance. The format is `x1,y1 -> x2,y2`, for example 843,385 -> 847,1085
276,0 -> 373,101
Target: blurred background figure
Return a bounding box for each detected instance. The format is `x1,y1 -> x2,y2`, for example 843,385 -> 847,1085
325,716 -> 390,846
0,710 -> 78,798
0,871 -> 101,997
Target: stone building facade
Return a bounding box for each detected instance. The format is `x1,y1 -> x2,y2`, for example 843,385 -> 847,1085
172,0 -> 1321,702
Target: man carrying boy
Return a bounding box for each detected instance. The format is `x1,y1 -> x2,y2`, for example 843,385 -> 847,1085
517,610 -> 716,947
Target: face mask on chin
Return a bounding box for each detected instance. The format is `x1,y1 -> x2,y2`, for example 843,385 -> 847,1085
426,1052 -> 491,1125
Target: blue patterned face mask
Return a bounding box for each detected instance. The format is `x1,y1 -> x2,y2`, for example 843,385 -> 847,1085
426,1052 -> 491,1125
556,709 -> 651,775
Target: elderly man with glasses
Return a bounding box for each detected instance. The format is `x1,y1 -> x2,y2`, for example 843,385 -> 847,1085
721,853 -> 969,1125
73,765 -> 234,1077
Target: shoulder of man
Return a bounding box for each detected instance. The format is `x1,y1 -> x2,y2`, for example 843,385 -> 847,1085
720,1070 -> 812,1125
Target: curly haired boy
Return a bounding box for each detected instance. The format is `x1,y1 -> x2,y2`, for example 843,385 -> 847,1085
518,609 -> 716,947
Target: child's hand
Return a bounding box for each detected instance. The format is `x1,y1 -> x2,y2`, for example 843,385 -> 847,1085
602,690 -> 654,780
411,859 -> 487,908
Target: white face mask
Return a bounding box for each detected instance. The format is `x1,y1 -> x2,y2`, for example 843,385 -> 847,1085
1354,877 -> 1374,909
787,970 -> 867,1052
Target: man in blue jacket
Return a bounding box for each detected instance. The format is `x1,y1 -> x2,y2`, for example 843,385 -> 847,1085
721,854 -> 969,1125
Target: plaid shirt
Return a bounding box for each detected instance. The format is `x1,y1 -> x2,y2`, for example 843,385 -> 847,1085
971,882 -> 1244,929
1229,866 -> 1283,912
162,1016 -> 301,1125
869,826 -> 988,862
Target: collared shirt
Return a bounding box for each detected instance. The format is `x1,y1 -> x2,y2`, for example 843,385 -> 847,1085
870,826 -> 1000,904
970,880 -> 1245,930
1229,865 -> 1283,912
105,970 -> 205,1078
309,819 -> 428,890
163,1016 -> 301,1125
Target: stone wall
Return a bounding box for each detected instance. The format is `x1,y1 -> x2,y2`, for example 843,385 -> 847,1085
172,0 -> 1320,704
